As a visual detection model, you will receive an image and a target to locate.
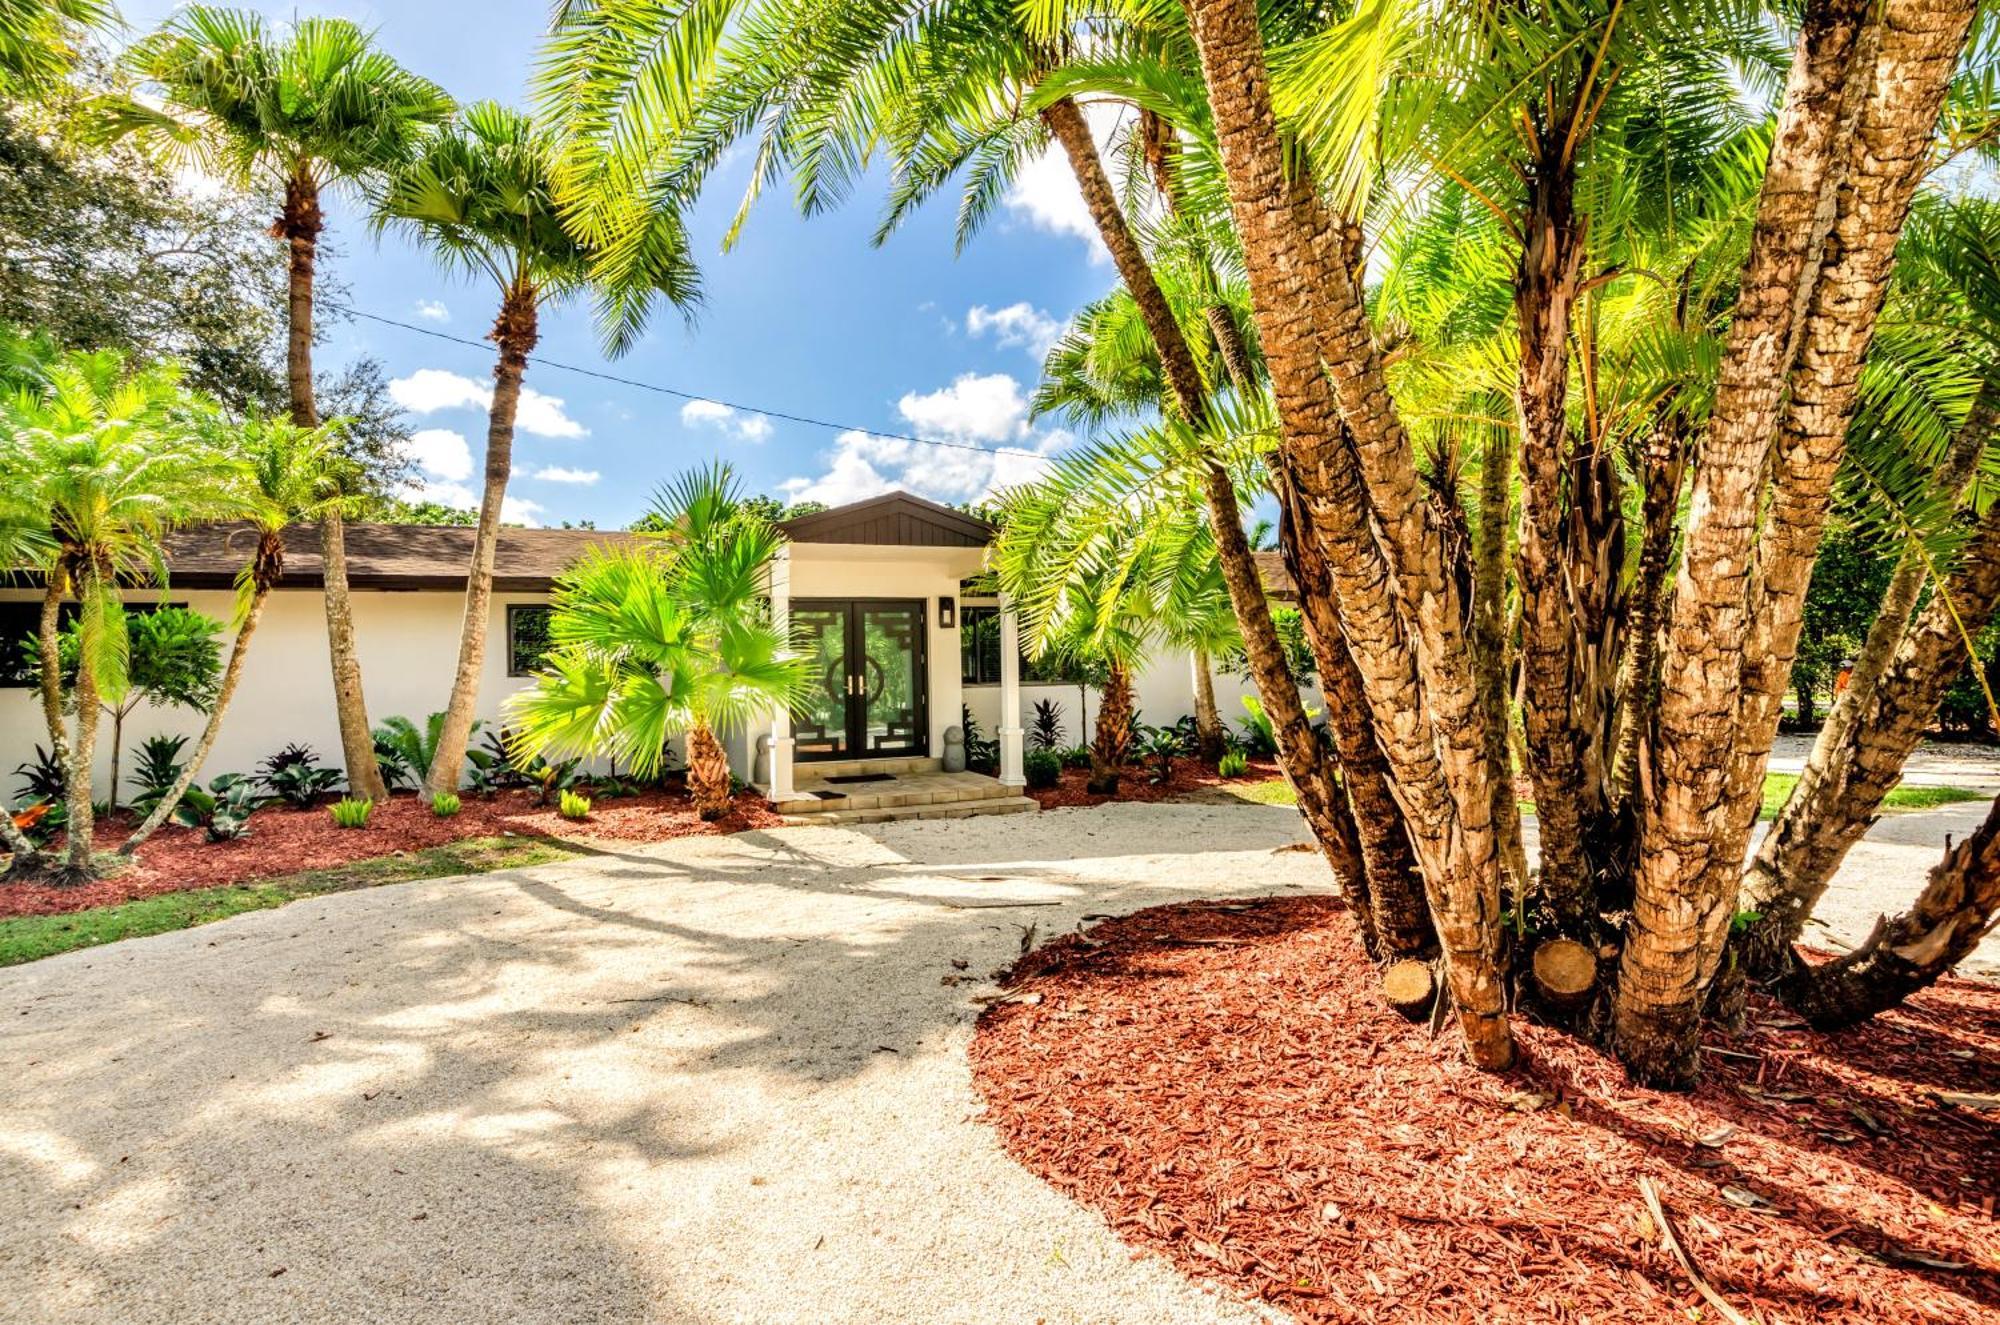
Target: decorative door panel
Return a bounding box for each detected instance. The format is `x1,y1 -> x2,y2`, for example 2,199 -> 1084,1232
791,600 -> 928,761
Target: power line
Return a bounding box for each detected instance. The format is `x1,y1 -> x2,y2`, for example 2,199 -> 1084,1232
327,302 -> 1052,459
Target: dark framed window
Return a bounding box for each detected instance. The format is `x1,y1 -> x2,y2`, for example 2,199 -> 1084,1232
507,604 -> 555,676
961,604 -> 1003,685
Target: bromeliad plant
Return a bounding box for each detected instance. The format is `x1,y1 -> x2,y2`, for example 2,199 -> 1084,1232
257,743 -> 341,809
171,772 -> 260,842
506,464 -> 811,820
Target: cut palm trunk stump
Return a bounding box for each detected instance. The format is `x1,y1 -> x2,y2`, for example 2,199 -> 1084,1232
1382,958 -> 1435,1020
1532,937 -> 1599,1015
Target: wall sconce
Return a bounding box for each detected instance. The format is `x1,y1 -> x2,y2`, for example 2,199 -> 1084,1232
938,596 -> 956,629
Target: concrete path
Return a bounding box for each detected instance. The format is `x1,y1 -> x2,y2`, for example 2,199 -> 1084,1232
0,804 -> 1303,1325
1767,733 -> 2000,790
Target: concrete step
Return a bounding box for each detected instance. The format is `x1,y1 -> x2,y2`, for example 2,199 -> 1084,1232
772,771 -> 1012,816
778,795 -> 1039,827
794,755 -> 943,780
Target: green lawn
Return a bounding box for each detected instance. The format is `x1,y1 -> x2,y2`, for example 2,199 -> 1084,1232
1214,772 -> 1986,820
0,835 -> 582,969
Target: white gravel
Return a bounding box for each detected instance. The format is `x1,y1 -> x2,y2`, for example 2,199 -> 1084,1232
0,803 -> 1309,1325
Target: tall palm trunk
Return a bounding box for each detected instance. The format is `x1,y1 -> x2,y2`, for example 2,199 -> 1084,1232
1190,650 -> 1226,764
1472,428 -> 1530,894
1184,0 -> 1512,1068
428,283 -> 537,796
1776,789 -> 2000,1029
1622,0 -> 1971,1086
277,170 -> 384,801
687,720 -> 731,819
1609,411 -> 1688,806
61,560 -> 103,879
123,540 -> 281,852
1741,485 -> 2000,973
1512,136 -> 1597,931
1041,95 -> 1367,891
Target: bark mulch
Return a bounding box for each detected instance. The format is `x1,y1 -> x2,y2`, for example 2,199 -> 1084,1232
1025,756 -> 1288,810
971,895 -> 2000,1324
1,787 -> 782,919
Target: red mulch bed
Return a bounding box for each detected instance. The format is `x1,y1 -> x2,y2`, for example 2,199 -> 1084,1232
972,895 -> 2000,1324
1025,755 -> 1289,809
1,786 -> 782,919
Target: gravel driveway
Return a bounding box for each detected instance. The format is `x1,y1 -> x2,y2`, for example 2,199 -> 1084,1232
1,794 -> 1991,1324
0,804 -> 1306,1325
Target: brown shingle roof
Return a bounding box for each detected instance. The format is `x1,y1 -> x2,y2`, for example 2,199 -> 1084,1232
156,523 -> 642,591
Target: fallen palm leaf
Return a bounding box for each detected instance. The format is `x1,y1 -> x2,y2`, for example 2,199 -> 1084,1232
1639,1178 -> 1761,1325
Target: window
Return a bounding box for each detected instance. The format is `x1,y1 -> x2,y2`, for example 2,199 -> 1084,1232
961,604 -> 1003,685
0,600 -> 183,688
507,604 -> 554,676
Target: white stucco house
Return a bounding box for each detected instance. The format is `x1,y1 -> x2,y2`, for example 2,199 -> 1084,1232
1,491 -> 1288,812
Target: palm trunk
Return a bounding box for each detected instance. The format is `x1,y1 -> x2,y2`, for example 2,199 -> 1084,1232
1718,0 -> 1978,906
428,284 -> 537,797
1776,789 -> 2000,1029
105,704 -> 126,815
1041,94 -> 1367,893
1185,0 -> 1512,1068
122,560 -> 277,852
1472,429 -> 1530,895
687,721 -> 731,819
1087,660 -> 1134,794
277,171 -> 384,803
1740,491 -> 2000,972
1609,412 -> 1688,807
1190,650 -> 1226,764
36,573 -> 69,774
1512,138 -> 1597,931
62,562 -> 101,879
1618,0 -> 1876,1088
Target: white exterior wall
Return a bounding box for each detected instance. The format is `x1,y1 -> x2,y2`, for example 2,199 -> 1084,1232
0,586 -> 553,799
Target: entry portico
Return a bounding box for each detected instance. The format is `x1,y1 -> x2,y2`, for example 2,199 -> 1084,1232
755,492 -> 1026,816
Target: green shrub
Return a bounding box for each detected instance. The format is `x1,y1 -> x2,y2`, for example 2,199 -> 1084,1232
1059,744 -> 1092,770
558,789 -> 592,821
329,797 -> 373,829
172,774 -> 262,842
430,792 -> 461,818
1218,749 -> 1249,778
1024,749 -> 1061,790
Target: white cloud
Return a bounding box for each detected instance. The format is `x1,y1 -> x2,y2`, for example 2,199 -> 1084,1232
966,303 -> 1065,359
779,371 -> 1068,509
1001,102 -> 1124,263
401,428 -> 473,482
679,398 -> 773,443
895,372 -> 1030,444
387,368 -> 587,439
414,299 -> 450,323
395,476 -> 546,528
532,466 -> 600,485
503,496 -> 546,526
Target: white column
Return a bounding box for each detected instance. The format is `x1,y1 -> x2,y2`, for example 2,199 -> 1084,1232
768,547 -> 796,801
997,591 -> 1025,787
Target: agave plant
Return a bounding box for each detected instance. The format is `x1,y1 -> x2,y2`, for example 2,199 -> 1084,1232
506,464 -> 811,820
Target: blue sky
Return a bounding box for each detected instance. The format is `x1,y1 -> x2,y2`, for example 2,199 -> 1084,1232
120,0 -> 1117,527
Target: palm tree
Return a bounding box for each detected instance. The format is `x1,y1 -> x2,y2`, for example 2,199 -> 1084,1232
104,7 -> 453,801
372,101 -> 700,797
0,350 -> 244,880
121,417 -> 353,852
0,0 -> 108,92
506,465 -> 811,819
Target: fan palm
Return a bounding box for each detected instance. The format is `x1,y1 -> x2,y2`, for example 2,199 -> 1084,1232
0,0 -> 108,92
103,7 -> 453,800
506,464 -> 811,820
121,416 -> 355,852
372,101 -> 700,797
0,349 -> 245,880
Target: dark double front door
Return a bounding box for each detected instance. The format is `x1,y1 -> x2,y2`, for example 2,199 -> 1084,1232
792,599 -> 928,762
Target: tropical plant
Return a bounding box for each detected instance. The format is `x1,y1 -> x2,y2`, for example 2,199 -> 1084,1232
0,347 -> 244,878
1236,695 -> 1278,758
328,796 -> 371,829
0,0 -> 109,92
430,791 -> 461,818
13,744 -> 63,805
506,464 -> 812,819
371,713 -> 466,794
1029,698 -> 1065,752
517,752 -> 582,806
370,100 -> 700,797
959,705 -> 999,776
557,789 -> 591,821
122,416 -> 356,851
171,772 -> 260,842
1136,725 -> 1181,786
1023,748 -> 1062,790
127,733 -> 188,814
1059,744 -> 1092,771
257,743 -> 341,809
1218,749 -> 1249,779
105,7 -> 454,802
